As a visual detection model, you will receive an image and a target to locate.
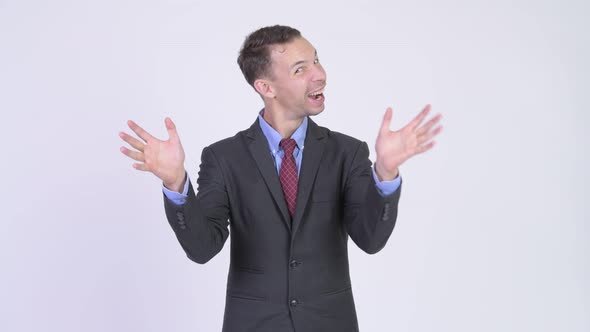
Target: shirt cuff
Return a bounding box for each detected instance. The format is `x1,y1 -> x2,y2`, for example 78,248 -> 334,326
162,174 -> 190,205
372,165 -> 401,196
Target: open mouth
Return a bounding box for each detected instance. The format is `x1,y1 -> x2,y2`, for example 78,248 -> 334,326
308,89 -> 325,101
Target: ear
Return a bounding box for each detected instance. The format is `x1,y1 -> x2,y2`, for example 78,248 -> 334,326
253,79 -> 275,99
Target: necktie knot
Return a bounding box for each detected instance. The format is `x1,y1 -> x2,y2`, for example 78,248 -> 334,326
280,138 -> 297,155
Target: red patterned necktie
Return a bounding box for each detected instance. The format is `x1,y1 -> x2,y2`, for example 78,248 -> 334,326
279,138 -> 298,219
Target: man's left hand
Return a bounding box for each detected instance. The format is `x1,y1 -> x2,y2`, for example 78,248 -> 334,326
374,104 -> 443,181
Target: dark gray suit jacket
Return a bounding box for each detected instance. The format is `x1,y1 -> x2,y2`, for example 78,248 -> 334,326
163,117 -> 401,332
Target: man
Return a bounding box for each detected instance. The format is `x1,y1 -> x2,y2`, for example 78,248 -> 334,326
119,25 -> 442,332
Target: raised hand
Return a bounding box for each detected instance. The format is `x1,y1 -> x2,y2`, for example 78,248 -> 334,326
119,117 -> 187,192
374,104 -> 443,181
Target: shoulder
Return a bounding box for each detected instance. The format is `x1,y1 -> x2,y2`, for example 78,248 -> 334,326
312,120 -> 366,151
328,130 -> 363,146
204,130 -> 249,156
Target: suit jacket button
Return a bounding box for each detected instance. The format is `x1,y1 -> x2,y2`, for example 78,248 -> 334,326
179,224 -> 187,230
290,260 -> 299,268
290,299 -> 298,307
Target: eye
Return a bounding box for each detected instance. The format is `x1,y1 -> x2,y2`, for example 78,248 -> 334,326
314,58 -> 320,64
295,67 -> 304,74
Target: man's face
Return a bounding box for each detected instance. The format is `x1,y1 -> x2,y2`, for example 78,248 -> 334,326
266,37 -> 327,119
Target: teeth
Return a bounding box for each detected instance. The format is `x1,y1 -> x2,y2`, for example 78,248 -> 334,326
309,90 -> 324,96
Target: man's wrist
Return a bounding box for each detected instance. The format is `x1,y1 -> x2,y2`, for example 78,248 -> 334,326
374,162 -> 399,182
164,171 -> 187,193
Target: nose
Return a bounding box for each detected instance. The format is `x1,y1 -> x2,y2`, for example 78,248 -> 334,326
312,63 -> 327,83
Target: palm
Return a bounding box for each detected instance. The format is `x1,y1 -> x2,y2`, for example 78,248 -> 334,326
377,126 -> 418,165
119,117 -> 186,187
375,104 -> 442,180
144,134 -> 185,184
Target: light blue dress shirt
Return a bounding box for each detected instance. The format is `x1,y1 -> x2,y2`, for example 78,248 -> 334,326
163,112 -> 401,205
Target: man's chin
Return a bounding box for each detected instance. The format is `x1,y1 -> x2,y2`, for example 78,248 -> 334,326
306,105 -> 325,117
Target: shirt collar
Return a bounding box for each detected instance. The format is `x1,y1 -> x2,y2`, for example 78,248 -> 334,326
258,109 -> 308,154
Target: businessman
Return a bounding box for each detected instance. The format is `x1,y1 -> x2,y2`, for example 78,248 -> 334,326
119,25 -> 442,332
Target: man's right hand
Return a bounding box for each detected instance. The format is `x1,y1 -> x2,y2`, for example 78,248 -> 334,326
119,117 -> 187,192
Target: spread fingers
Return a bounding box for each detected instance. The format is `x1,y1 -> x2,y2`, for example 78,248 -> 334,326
119,146 -> 145,163
119,132 -> 145,152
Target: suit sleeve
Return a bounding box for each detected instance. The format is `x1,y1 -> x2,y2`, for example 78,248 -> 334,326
163,146 -> 230,264
342,141 -> 402,254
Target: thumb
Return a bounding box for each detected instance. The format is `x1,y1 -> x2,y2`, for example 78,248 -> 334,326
165,117 -> 179,141
379,107 -> 393,134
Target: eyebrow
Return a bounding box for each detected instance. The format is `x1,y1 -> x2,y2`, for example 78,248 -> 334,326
290,50 -> 318,69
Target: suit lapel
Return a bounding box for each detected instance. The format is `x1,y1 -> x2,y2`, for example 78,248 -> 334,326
291,118 -> 327,236
246,119 -> 292,231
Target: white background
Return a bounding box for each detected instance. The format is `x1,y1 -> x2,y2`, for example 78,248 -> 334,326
1,0 -> 588,331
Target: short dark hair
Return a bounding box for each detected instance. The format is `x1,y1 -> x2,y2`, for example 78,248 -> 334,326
237,25 -> 302,86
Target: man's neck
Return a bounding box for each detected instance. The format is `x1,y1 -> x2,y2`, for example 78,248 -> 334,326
262,107 -> 305,139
